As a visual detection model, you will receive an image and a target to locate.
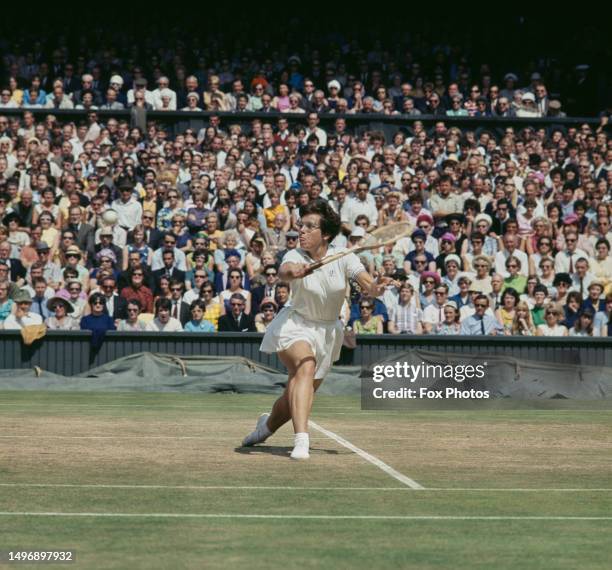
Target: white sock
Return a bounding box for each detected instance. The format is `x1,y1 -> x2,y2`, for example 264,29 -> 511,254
294,432 -> 309,448
291,432 -> 310,459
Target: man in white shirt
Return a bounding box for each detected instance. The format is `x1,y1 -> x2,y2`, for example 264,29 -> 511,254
494,234 -> 529,278
146,298 -> 183,332
555,232 -> 588,274
304,113 -> 327,148
341,180 -> 378,231
111,185 -> 143,230
3,290 -> 43,329
152,77 -> 177,110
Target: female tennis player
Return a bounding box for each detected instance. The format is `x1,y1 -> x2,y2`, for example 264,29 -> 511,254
242,200 -> 391,459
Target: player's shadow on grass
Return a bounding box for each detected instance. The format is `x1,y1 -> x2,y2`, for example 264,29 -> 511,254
235,446 -> 340,456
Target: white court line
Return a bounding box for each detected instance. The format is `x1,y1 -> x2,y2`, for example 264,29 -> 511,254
0,512 -> 610,521
0,483 -> 611,492
309,420 -> 424,490
0,435 -> 325,441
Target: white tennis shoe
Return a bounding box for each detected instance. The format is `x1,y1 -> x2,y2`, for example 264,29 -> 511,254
242,413 -> 272,447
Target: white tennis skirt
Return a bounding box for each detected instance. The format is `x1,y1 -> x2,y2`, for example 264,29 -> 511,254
260,307 -> 344,379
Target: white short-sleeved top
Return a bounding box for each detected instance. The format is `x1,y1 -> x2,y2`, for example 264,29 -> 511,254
282,247 -> 365,322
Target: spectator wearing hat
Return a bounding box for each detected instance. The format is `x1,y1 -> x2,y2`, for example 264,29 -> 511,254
441,255 -> 463,296
182,92 -> 202,112
582,281 -> 605,313
254,297 -> 278,332
275,230 -> 299,265
516,91 -> 541,118
3,290 -> 43,330
450,274 -> 474,309
468,214 -> 499,258
127,77 -> 154,107
31,241 -> 61,290
94,228 -> 125,267
46,296 -> 79,330
436,233 -> 461,275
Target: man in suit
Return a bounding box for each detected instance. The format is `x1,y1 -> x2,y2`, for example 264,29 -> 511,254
152,249 -> 186,295
168,278 -> 191,326
100,276 -> 128,320
0,240 -> 26,285
130,211 -> 164,250
118,250 -> 155,293
250,264 -> 279,314
67,206 -> 95,262
218,293 -> 256,332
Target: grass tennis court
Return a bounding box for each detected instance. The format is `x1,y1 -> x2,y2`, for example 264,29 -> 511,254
1,391 -> 611,569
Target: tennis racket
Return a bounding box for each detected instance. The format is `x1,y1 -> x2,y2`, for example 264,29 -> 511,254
303,222 -> 413,275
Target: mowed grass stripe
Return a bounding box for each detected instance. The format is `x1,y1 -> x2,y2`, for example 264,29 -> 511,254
2,512 -> 612,521
2,486 -> 611,517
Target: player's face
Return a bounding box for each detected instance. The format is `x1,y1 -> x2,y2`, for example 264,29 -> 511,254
298,214 -> 324,251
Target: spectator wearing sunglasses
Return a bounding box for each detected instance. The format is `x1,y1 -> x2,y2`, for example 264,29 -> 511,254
80,292 -> 116,347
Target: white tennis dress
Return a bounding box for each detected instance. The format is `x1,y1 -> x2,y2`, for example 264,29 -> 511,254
261,246 -> 365,379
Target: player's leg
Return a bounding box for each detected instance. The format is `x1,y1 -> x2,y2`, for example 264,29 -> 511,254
267,377 -> 323,433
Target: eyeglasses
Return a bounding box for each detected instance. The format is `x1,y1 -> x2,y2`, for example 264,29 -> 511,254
67,254 -> 80,259
143,215 -> 154,220
194,274 -> 206,278
415,260 -> 426,265
434,291 -> 446,295
92,300 -> 104,306
424,280 -> 435,285
296,221 -> 320,232
507,264 -> 518,268
360,305 -> 373,310
265,272 -> 277,277
230,302 -> 244,307
475,303 -> 488,308
170,287 -> 182,292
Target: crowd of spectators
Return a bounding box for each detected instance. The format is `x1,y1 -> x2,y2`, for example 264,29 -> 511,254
0,100 -> 610,337
0,14 -> 609,119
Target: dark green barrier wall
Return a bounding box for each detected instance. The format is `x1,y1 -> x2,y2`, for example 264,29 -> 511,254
0,331 -> 610,376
